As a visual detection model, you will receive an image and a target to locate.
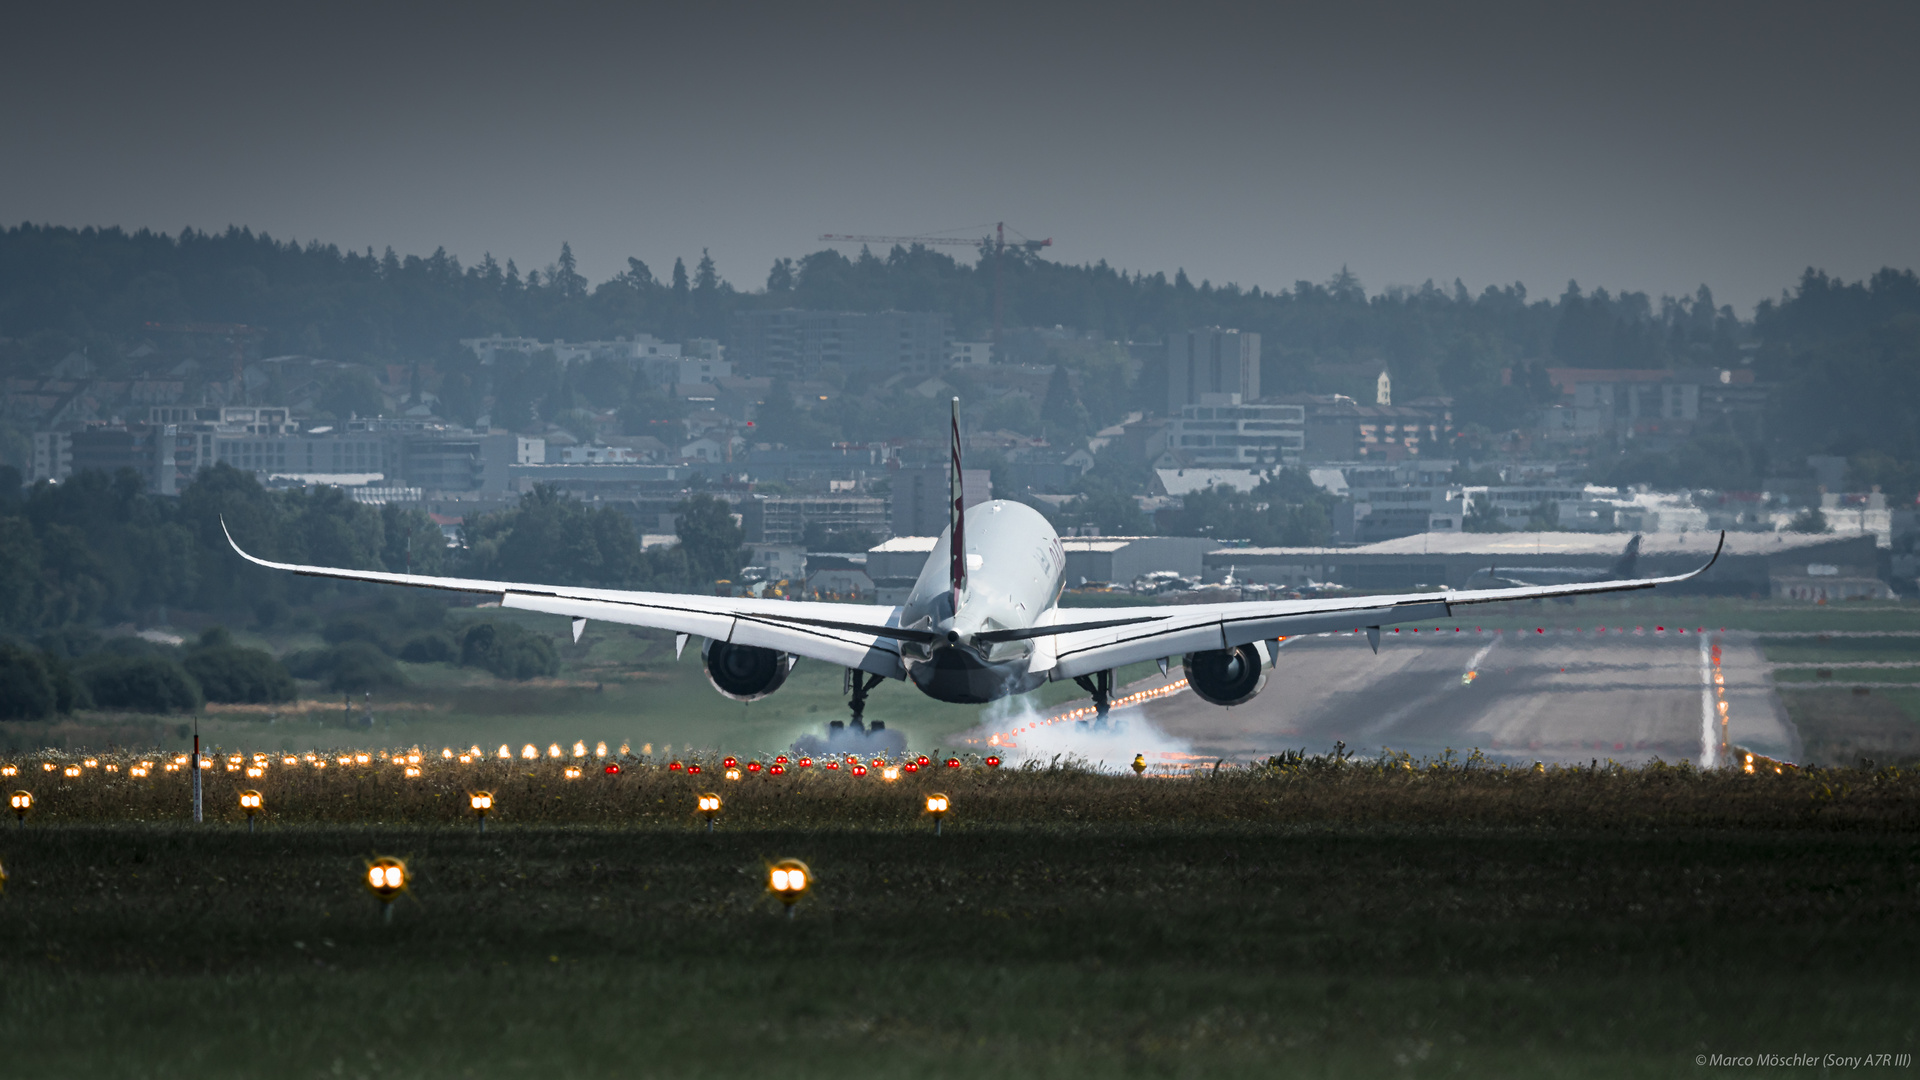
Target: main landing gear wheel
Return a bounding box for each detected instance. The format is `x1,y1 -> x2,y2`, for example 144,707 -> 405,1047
829,669 -> 887,739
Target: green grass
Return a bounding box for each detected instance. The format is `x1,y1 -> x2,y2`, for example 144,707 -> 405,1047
2,757 -> 1917,1077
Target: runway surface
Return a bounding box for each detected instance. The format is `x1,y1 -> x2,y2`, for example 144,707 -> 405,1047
971,629 -> 1800,768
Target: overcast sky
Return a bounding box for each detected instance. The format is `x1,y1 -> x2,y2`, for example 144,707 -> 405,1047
4,0 -> 1914,314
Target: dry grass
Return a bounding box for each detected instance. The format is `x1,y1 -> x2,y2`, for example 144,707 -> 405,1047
8,745 -> 1919,832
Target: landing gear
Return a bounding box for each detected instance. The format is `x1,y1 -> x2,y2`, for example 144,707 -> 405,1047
1074,670 -> 1114,732
842,669 -> 886,735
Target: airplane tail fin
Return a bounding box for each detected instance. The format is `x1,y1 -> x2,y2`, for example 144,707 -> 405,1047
949,396 -> 966,612
1608,534 -> 1642,579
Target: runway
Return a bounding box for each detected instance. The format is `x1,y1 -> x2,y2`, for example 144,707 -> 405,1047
981,629 -> 1801,768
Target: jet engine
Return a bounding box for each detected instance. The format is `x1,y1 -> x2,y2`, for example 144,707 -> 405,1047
702,639 -> 794,701
1181,643 -> 1268,706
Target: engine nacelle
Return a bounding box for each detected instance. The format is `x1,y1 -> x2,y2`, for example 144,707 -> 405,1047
1182,643 -> 1268,706
702,639 -> 794,701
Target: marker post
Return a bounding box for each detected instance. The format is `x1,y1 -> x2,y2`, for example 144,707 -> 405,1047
191,717 -> 202,824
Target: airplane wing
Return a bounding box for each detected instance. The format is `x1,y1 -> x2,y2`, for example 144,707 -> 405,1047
222,522 -> 913,678
1034,532 -> 1724,680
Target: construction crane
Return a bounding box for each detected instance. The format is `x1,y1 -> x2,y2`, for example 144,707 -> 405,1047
818,223 -> 1051,355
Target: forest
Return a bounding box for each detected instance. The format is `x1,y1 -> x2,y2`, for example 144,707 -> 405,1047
2,223 -> 1916,506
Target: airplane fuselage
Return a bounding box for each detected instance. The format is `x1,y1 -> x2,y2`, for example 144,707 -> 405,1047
897,500 -> 1064,704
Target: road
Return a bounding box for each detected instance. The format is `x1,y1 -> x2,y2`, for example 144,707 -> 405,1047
964,629 -> 1800,768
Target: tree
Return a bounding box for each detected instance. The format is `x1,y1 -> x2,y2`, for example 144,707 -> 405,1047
675,493 -> 744,584
0,641 -> 57,719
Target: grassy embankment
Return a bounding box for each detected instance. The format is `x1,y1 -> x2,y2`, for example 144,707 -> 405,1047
1,752 -> 1917,1077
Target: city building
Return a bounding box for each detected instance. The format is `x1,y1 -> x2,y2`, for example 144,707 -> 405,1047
1546,367 -> 1771,444
889,465 -> 990,537
742,495 -> 890,545
460,334 -> 682,366
1162,398 -> 1304,468
948,341 -> 993,367
1284,395 -> 1454,461
1165,328 -> 1259,415
727,309 -> 951,381
1338,485 -> 1465,542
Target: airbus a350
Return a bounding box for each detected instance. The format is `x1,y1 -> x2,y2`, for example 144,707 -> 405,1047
226,401 -> 1721,732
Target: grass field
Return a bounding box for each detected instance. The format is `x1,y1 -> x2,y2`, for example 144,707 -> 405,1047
0,753 -> 1916,1077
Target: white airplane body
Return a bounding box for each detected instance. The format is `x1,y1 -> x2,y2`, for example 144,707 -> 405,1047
226,401 -> 1721,723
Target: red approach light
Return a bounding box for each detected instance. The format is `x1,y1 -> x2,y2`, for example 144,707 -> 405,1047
825,761 -> 840,770
668,760 -> 683,772
723,756 -> 738,769
746,760 -> 763,773
604,763 -> 621,775
688,764 -> 702,774
916,755 -> 930,767
851,764 -> 868,777
870,758 -> 884,767
985,756 -> 1002,768
775,755 -> 789,765
1657,626 -> 1665,632
904,763 -> 919,773
798,757 -> 813,768
944,758 -> 960,769
770,764 -> 786,776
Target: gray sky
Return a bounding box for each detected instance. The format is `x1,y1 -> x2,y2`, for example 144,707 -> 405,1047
4,0 -> 1914,313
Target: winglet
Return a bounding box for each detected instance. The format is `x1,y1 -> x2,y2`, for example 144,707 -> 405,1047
221,516 -> 273,569
1689,530 -> 1725,580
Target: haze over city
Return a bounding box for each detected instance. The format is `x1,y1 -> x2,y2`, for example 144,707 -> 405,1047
6,0 -> 1918,310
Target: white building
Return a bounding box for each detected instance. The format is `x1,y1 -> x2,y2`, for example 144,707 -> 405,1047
948,341 -> 993,367
1163,396 -> 1304,468
460,334 -> 682,367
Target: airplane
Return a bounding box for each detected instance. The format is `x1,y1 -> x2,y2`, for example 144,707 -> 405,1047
224,399 -> 1723,735
1461,534 -> 1642,590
